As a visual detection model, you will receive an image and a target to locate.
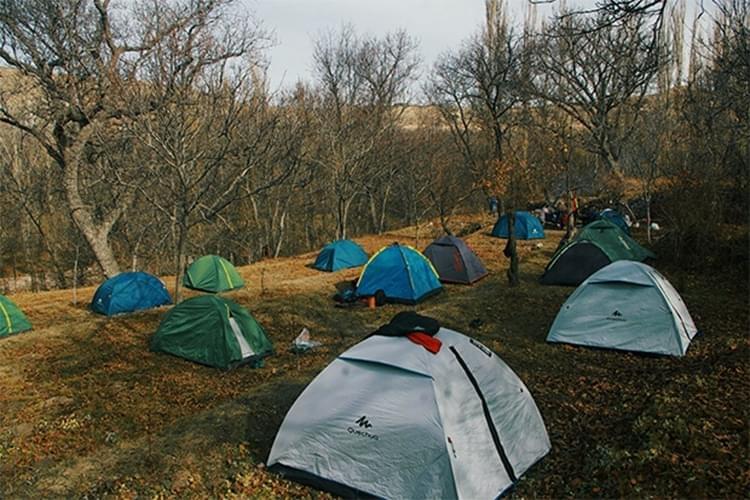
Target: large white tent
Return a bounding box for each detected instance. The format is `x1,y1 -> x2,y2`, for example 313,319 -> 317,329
268,328 -> 550,498
548,261 -> 698,356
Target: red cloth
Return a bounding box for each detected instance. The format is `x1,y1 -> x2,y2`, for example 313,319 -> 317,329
406,332 -> 442,354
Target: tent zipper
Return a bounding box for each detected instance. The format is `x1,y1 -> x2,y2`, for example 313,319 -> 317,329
449,346 -> 517,483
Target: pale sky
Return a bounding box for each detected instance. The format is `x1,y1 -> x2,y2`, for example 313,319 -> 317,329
246,0 -> 577,90
244,0 -> 710,91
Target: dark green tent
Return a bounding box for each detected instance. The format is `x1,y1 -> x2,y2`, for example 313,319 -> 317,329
151,295 -> 272,369
0,295 -> 32,338
183,255 -> 244,293
540,219 -> 655,286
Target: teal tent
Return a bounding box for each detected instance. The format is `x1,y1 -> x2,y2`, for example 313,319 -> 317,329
356,244 -> 442,304
313,240 -> 368,272
547,261 -> 698,356
91,272 -> 172,316
491,211 -> 545,239
151,295 -> 272,369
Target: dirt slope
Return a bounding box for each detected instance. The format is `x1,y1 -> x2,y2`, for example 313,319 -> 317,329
0,217 -> 747,498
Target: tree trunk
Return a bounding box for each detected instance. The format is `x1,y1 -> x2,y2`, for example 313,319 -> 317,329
63,130 -> 121,278
439,203 -> 452,235
173,221 -> 188,303
414,216 -> 420,249
504,210 -> 519,287
646,195 -> 652,244
336,196 -> 346,240
368,191 -> 379,234
378,185 -> 391,234
273,209 -> 287,258
72,244 -> 80,305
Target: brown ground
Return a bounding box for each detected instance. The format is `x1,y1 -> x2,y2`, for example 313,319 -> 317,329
0,215 -> 747,498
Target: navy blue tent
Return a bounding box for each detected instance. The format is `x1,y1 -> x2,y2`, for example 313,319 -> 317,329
92,272 -> 172,316
356,244 -> 442,304
313,240 -> 368,272
491,211 -> 545,239
598,209 -> 630,235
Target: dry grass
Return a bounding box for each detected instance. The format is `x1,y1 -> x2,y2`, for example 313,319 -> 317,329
0,215 -> 747,498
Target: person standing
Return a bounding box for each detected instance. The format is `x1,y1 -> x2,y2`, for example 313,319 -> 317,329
488,196 -> 498,216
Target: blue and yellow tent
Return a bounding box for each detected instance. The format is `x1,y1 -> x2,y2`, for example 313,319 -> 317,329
491,211 -> 545,239
356,243 -> 442,304
313,240 -> 368,272
92,272 -> 172,316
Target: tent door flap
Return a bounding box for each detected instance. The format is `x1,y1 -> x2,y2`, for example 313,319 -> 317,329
229,317 -> 255,358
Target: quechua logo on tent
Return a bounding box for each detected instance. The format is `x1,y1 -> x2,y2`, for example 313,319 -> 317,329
355,416 -> 372,428
347,416 -> 379,440
606,309 -> 626,322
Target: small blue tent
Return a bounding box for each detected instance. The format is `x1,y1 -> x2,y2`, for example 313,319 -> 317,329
313,240 -> 368,272
598,209 -> 630,235
356,244 -> 442,304
92,272 -> 172,316
491,211 -> 545,239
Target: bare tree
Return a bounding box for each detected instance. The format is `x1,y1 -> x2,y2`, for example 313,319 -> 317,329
0,0 -> 231,277
622,1 -> 687,243
310,25 -> 420,239
533,8 -> 662,180
429,0 -> 527,285
123,4 -> 298,300
0,127 -> 72,288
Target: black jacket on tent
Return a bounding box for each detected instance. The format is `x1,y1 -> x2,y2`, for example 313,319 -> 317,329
423,235 -> 488,285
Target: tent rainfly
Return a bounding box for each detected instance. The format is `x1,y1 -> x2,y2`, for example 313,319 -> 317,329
547,261 -> 698,356
0,295 -> 32,338
313,240 -> 368,272
491,211 -> 545,240
268,313 -> 550,498
540,219 -> 655,286
423,235 -> 488,284
151,295 -> 272,369
183,255 -> 244,293
356,243 -> 442,304
598,208 -> 630,235
91,272 -> 172,316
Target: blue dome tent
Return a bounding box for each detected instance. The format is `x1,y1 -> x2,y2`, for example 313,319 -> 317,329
92,272 -> 172,316
313,240 -> 368,272
491,211 -> 545,239
598,209 -> 630,235
356,244 -> 442,304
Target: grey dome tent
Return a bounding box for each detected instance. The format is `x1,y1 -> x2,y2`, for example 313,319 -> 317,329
268,314 -> 550,499
547,261 -> 698,356
423,235 -> 488,284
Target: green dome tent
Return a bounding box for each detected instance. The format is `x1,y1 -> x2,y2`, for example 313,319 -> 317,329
0,295 -> 32,338
151,295 -> 272,369
540,219 -> 655,286
183,255 -> 244,293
